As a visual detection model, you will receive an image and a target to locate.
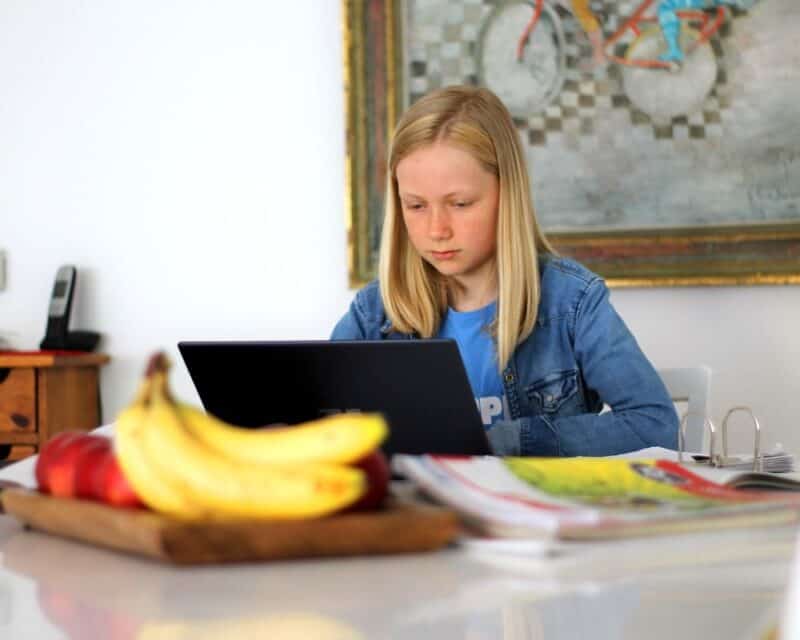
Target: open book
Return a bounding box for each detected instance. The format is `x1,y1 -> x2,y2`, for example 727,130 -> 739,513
392,455 -> 800,540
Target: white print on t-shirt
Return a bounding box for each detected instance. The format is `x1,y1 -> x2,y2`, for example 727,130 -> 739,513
475,395 -> 510,426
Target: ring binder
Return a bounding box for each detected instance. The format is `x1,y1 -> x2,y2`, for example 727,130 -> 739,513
678,406 -> 764,472
721,406 -> 762,472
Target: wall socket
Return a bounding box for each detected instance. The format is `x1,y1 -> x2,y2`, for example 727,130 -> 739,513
0,250 -> 5,291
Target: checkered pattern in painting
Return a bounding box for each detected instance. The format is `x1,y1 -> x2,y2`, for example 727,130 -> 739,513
405,0 -> 746,149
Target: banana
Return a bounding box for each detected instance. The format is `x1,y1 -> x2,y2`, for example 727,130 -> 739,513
134,368 -> 366,520
178,406 -> 388,466
114,378 -> 204,519
114,353 -> 373,520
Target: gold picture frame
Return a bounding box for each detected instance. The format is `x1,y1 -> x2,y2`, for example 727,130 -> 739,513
342,0 -> 800,288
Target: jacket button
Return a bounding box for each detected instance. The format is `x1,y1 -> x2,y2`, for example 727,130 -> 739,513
504,373 -> 514,383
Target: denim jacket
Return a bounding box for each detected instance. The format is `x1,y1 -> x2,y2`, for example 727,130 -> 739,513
331,256 -> 678,457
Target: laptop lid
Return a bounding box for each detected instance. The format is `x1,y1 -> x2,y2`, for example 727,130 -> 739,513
177,340 -> 491,457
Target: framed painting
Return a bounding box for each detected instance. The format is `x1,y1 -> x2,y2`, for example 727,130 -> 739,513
342,0 -> 800,288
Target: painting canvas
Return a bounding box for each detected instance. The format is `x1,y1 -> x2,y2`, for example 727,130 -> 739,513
343,0 -> 800,287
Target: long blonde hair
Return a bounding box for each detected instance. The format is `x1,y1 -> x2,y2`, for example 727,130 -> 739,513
378,85 -> 555,371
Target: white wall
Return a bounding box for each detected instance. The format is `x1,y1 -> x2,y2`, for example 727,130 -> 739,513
1,1 -> 798,456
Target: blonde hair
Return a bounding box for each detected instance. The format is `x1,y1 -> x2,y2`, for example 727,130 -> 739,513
378,85 -> 555,372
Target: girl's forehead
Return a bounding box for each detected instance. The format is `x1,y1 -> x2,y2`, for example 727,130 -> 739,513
395,147 -> 499,200
397,142 -> 487,177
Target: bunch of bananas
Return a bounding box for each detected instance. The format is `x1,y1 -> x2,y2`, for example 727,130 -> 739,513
114,353 -> 388,520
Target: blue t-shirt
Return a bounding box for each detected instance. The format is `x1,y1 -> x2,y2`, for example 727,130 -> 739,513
437,301 -> 509,429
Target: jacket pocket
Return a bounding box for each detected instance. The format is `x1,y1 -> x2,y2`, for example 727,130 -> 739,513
526,370 -> 581,415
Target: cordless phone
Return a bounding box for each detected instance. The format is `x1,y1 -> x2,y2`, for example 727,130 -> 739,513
39,265 -> 100,352
40,265 -> 76,348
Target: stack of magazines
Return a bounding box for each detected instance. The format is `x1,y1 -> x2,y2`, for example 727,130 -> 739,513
392,455 -> 800,540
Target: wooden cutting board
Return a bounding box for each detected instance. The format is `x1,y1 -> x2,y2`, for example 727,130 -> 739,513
1,489 -> 459,565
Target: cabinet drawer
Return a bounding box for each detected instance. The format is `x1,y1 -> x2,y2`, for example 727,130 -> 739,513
0,367 -> 37,433
0,445 -> 36,462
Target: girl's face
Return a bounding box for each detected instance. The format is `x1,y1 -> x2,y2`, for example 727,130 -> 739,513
396,141 -> 499,292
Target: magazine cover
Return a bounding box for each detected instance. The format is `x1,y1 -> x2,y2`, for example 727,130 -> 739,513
392,456 -> 800,540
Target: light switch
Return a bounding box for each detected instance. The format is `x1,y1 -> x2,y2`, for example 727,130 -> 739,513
0,250 -> 5,291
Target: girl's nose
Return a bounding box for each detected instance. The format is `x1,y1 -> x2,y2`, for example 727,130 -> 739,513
428,208 -> 452,240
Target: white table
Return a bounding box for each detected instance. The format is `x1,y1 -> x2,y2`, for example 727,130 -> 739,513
0,506 -> 797,638
1,452 -> 798,639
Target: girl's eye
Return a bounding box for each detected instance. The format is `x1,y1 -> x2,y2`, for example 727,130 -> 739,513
453,201 -> 471,208
405,202 -> 424,211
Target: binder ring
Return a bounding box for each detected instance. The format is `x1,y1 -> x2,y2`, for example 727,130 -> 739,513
721,406 -> 762,472
679,411 -> 716,464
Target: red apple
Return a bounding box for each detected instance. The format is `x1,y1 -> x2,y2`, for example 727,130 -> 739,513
92,452 -> 144,508
35,431 -> 85,492
74,438 -> 112,499
35,430 -> 143,508
47,434 -> 108,498
345,449 -> 391,512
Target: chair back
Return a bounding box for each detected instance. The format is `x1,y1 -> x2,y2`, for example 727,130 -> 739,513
657,366 -> 712,452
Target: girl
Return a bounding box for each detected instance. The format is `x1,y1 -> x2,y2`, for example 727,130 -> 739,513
332,86 -> 678,456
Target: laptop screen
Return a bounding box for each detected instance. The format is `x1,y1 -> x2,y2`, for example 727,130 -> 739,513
178,339 -> 491,457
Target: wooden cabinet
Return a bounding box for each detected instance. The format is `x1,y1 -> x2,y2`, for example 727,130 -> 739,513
0,353 -> 109,462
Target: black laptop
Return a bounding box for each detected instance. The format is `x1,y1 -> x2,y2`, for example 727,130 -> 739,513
177,340 -> 491,457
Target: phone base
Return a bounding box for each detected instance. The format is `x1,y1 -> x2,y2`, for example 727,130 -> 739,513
40,330 -> 101,353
